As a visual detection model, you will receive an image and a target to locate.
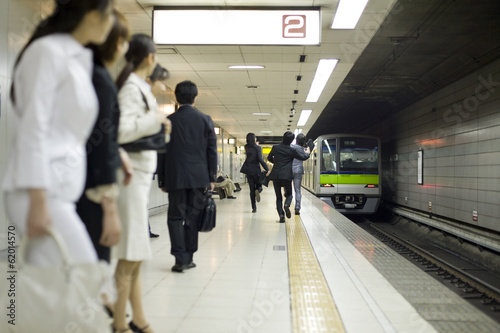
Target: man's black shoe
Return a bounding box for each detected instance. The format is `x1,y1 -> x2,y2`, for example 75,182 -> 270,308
149,232 -> 159,238
295,210 -> 300,215
171,264 -> 186,273
227,196 -> 237,199
252,208 -> 257,213
279,215 -> 285,223
284,206 -> 291,219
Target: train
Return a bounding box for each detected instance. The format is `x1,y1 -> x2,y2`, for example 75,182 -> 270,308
302,134 -> 381,214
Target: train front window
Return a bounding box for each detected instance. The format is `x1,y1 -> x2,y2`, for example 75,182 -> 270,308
339,137 -> 378,173
320,139 -> 336,173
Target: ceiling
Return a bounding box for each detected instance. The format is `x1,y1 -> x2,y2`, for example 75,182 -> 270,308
116,0 -> 500,145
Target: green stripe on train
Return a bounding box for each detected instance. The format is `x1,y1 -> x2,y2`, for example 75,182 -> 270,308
320,174 -> 379,185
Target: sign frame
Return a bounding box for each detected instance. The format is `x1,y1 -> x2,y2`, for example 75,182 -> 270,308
152,6 -> 322,46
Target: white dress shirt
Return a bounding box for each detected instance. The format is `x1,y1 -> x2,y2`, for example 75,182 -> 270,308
2,34 -> 98,202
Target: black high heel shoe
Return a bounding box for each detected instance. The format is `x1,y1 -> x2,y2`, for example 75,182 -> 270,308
129,321 -> 151,333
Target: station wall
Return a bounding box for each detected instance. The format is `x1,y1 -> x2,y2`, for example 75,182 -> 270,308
371,58 -> 500,232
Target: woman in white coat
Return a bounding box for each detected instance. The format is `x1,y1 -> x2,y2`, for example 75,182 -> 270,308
3,0 -> 114,265
112,33 -> 171,333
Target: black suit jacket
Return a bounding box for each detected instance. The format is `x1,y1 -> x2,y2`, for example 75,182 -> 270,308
240,144 -> 269,176
268,143 -> 309,181
157,105 -> 217,191
84,58 -> 121,189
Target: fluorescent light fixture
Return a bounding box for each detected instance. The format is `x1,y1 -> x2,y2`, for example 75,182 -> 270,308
331,0 -> 369,29
153,7 -> 320,45
252,112 -> 271,116
261,130 -> 273,134
297,110 -> 312,127
228,138 -> 235,144
229,65 -> 264,69
305,59 -> 339,102
214,127 -> 220,135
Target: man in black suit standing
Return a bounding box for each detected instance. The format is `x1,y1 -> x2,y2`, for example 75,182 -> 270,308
157,80 -> 217,272
268,131 -> 310,222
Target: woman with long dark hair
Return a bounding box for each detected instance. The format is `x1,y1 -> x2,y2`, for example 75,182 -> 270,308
3,0 -> 113,262
240,133 -> 270,213
112,33 -> 170,333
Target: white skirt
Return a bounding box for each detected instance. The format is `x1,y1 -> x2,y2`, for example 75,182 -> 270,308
112,168 -> 152,261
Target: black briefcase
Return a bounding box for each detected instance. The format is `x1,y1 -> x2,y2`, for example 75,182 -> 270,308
259,170 -> 270,187
199,191 -> 216,232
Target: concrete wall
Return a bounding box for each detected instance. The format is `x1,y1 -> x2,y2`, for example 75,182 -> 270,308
370,58 -> 500,232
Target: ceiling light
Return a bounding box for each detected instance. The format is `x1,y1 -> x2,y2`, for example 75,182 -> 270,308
229,65 -> 264,69
229,138 -> 235,144
252,112 -> 271,116
261,130 -> 273,133
214,127 -> 220,135
297,109 -> 312,127
331,0 -> 369,29
305,59 -> 339,102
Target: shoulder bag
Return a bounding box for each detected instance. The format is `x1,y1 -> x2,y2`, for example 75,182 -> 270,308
120,85 -> 167,153
0,227 -> 111,333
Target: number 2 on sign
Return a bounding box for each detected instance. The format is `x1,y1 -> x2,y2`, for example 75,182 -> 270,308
283,15 -> 306,38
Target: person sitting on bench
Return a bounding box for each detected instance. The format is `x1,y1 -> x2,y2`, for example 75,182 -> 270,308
214,173 -> 237,199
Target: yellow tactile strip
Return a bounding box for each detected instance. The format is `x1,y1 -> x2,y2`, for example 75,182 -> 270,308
287,214 -> 346,333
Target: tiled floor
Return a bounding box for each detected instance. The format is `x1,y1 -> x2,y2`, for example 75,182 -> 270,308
138,186 -> 292,333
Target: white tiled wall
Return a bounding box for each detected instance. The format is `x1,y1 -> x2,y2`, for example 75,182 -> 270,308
372,58 -> 500,232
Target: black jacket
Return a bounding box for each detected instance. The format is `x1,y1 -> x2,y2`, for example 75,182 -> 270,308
240,144 -> 269,176
268,143 -> 309,181
157,105 -> 217,191
83,58 -> 121,189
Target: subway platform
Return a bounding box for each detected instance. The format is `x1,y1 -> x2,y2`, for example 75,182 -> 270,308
137,185 -> 500,333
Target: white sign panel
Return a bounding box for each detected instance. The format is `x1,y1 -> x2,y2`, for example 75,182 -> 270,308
153,7 -> 321,45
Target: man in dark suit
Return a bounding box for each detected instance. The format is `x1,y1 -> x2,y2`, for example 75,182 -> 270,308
157,80 -> 217,272
268,131 -> 310,222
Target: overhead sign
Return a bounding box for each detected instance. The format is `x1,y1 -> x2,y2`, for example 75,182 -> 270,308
153,7 -> 321,45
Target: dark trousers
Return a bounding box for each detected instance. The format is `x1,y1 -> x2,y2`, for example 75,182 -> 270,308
273,179 -> 293,217
247,173 -> 260,210
76,194 -> 110,263
167,188 -> 204,265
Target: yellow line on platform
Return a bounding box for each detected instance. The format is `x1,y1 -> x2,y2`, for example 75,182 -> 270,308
286,214 -> 346,333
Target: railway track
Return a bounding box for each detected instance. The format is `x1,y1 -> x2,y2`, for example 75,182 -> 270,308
359,219 -> 500,323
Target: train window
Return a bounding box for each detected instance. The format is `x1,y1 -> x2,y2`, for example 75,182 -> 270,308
320,139 -> 336,173
339,137 -> 378,173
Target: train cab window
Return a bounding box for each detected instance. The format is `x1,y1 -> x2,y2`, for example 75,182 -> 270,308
339,137 -> 378,173
320,139 -> 336,173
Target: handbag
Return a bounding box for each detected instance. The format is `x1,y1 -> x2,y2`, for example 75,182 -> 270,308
121,124 -> 167,153
0,227 -> 111,333
120,83 -> 168,153
259,170 -> 270,187
199,191 -> 216,232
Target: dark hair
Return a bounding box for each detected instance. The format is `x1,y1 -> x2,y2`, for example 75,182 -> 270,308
246,133 -> 256,145
11,0 -> 113,103
88,9 -> 129,63
149,64 -> 169,82
175,80 -> 198,105
296,133 -> 307,147
282,131 -> 295,145
116,33 -> 156,89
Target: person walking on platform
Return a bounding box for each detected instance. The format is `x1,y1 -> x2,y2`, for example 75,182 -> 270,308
113,33 -> 171,333
291,133 -> 308,216
268,131 -> 310,222
240,133 -> 269,213
157,80 -> 218,273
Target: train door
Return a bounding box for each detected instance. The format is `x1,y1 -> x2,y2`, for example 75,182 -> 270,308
319,138 -> 337,195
